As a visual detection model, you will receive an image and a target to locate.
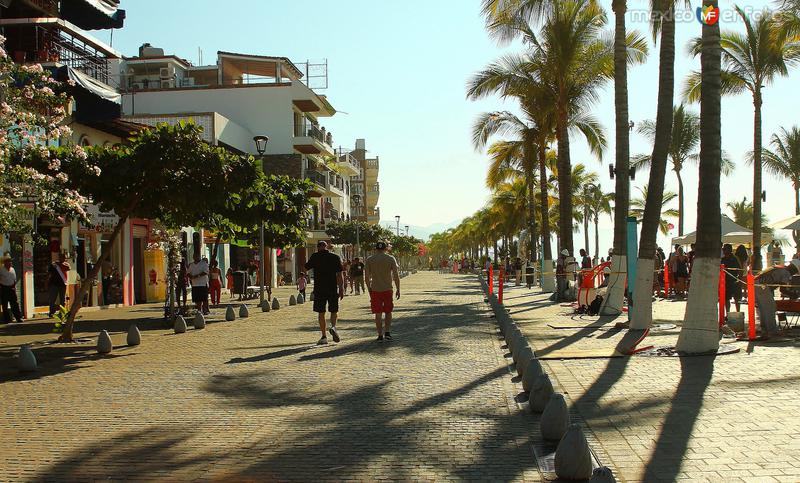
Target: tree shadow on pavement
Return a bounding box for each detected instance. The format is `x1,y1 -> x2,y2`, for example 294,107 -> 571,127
641,355 -> 715,482
0,344 -> 136,383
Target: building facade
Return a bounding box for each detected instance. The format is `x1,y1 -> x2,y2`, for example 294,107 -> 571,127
350,139 -> 381,225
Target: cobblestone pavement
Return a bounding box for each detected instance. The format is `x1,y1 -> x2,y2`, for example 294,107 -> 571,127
0,273 -> 542,482
497,281 -> 800,483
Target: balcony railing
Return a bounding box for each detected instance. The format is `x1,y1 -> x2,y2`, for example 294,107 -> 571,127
366,159 -> 379,169
295,119 -> 333,147
336,148 -> 360,171
306,169 -> 328,190
328,173 -> 347,193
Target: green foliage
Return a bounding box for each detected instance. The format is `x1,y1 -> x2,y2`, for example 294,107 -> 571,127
389,234 -> 424,257
51,304 -> 69,333
326,220 -> 392,247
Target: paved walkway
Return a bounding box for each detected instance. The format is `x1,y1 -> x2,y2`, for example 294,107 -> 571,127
498,280 -> 800,483
0,273 -> 541,482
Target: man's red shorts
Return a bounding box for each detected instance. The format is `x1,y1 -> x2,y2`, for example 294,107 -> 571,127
369,290 -> 394,314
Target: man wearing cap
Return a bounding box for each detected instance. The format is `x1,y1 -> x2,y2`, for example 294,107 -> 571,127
305,241 -> 345,345
365,241 -> 401,342
0,255 -> 23,324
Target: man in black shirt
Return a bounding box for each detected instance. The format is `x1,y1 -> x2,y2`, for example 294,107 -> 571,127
305,241 -> 344,345
349,257 -> 366,295
720,243 -> 742,315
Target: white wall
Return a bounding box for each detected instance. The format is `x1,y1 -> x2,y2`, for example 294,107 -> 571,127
121,85 -> 296,155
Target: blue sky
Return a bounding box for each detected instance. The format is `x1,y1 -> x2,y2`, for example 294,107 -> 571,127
105,0 -> 800,252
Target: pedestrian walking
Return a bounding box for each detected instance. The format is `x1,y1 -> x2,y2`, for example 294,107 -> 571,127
188,253 -> 210,315
226,267 -> 235,299
297,271 -> 308,299
209,260 -> 222,306
365,241 -> 401,343
513,257 -> 522,286
720,244 -> 742,315
177,252 -> 188,309
0,255 -> 23,323
304,241 -> 344,345
47,252 -> 70,317
350,257 -> 366,295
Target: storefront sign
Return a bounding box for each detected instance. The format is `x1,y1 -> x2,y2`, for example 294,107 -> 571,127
80,205 -> 120,234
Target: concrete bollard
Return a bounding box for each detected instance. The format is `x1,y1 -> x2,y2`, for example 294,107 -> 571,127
529,374 -> 554,413
309,292 -> 315,302
515,346 -> 535,376
522,358 -> 544,393
226,305 -> 236,321
554,424 -> 593,481
239,304 -> 249,318
127,324 -> 141,346
174,316 -> 187,334
97,330 -> 113,354
540,393 -> 570,441
261,299 -> 271,312
512,334 -> 529,363
193,312 -> 205,329
272,298 -> 280,310
298,293 -> 305,304
504,324 -> 520,346
589,467 -> 617,483
289,295 -> 297,306
18,345 -> 37,372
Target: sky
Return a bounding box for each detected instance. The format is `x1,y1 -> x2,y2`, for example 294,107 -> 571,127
104,0 -> 800,251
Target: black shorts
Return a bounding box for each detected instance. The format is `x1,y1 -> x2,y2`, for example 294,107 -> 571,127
726,283 -> 742,301
313,292 -> 339,313
192,286 -> 209,303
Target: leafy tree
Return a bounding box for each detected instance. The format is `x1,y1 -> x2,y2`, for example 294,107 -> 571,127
326,220 -> 392,251
52,122 -> 263,341
1,43 -> 95,234
753,126 -> 800,244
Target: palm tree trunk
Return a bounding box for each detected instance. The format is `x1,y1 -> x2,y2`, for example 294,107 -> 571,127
794,185 -> 800,246
525,134 -> 539,263
601,0 -> 630,316
594,214 -> 600,264
677,0 -> 722,354
631,5 -> 676,330
583,203 -> 590,257
752,89 -> 764,271
676,168 -> 685,236
556,112 -> 573,256
539,144 -> 554,292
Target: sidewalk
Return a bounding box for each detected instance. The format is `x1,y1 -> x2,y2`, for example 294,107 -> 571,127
0,273 -> 541,481
497,280 -> 800,482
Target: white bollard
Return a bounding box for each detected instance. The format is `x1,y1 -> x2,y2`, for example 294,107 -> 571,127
522,358 -> 543,393
261,299 -> 271,312
127,324 -> 141,346
239,304 -> 249,318
555,424 -> 594,481
225,305 -> 236,321
18,345 -> 37,372
289,295 -> 297,306
529,374 -> 554,413
193,312 -> 205,329
589,467 -> 617,483
272,298 -> 280,310
97,330 -> 113,354
540,393 -> 570,441
174,316 -> 187,334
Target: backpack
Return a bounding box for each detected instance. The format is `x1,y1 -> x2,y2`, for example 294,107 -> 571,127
587,295 -> 603,316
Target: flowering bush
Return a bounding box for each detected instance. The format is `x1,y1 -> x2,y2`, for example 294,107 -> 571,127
0,35 -> 99,234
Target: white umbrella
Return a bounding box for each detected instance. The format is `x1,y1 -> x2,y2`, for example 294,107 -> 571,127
723,231 -> 773,245
671,215 -> 752,245
770,214 -> 800,231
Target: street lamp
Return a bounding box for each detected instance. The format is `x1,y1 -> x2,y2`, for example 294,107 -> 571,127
405,225 -> 409,236
254,135 -> 269,305
395,215 -> 400,236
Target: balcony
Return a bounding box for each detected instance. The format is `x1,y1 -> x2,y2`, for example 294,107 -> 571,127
327,172 -> 347,198
306,169 -> 328,197
294,118 -> 334,156
335,148 -> 360,176
368,182 -> 380,194
366,158 -> 379,169
0,18 -> 121,86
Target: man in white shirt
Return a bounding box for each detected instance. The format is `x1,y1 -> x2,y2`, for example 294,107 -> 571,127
0,255 -> 23,323
188,253 -> 210,315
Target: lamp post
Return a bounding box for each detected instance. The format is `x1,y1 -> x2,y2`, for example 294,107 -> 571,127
395,215 -> 400,236
254,135 -> 269,304
405,225 -> 409,236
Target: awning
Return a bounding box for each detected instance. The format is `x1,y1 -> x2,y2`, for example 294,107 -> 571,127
51,66 -> 121,122
672,214 -> 773,246
60,0 -> 126,30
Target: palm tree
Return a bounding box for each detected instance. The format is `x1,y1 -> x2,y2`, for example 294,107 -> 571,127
632,104 -> 735,236
586,185 -> 614,263
573,167 -> 600,255
685,6 -> 800,270
472,111 -> 541,262
757,126 -> 800,244
676,0 -> 722,355
725,197 -> 772,234
629,185 -> 679,235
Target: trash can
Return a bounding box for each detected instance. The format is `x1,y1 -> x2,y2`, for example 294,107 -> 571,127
525,265 -> 534,287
